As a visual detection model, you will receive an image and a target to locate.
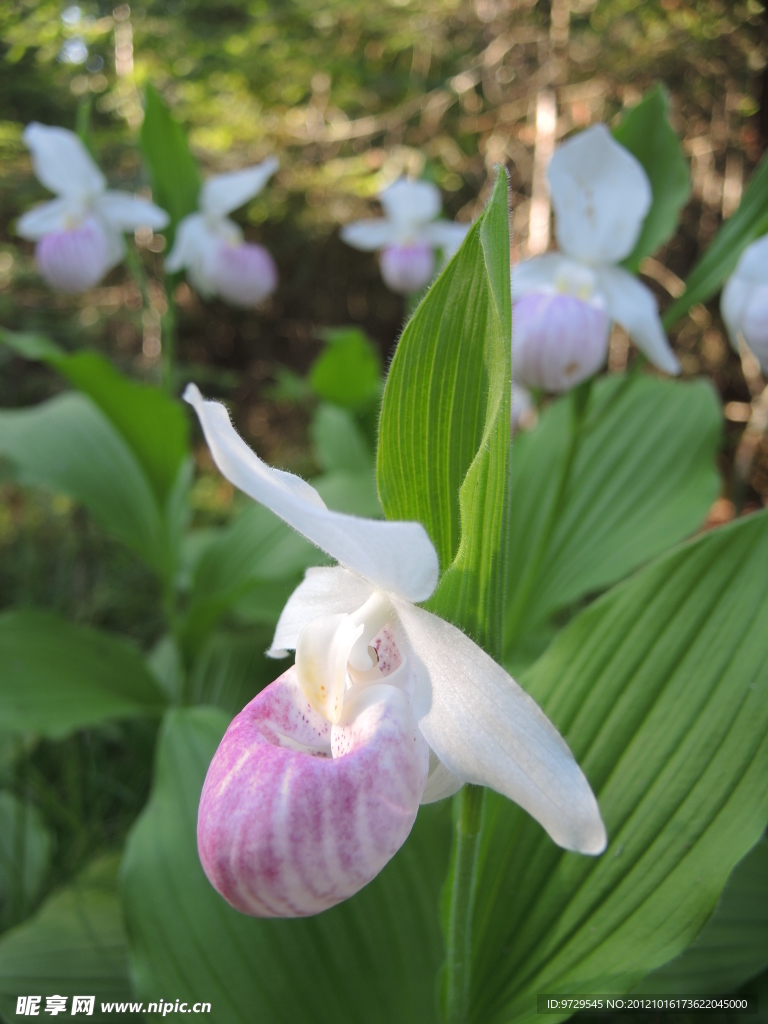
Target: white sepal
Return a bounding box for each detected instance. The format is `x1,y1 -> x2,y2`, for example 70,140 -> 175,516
16,198 -> 72,240
549,124 -> 651,266
201,158 -> 279,219
165,214 -> 215,274
268,568 -> 374,658
97,192 -> 169,231
184,386 -> 440,602
23,122 -> 105,200
394,599 -> 607,855
380,179 -> 442,227
512,253 -> 571,299
340,219 -> 401,252
421,751 -> 463,804
595,265 -> 680,374
420,219 -> 471,257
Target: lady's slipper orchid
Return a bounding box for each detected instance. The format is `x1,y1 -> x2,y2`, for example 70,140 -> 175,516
166,160 -> 279,307
512,124 -> 679,389
16,123 -> 169,292
341,179 -> 470,295
185,384 -> 607,918
721,234 -> 768,374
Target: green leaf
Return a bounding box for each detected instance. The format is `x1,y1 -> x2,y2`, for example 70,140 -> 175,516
309,328 -> 382,411
121,708 -> 450,1024
377,170 -> 511,653
0,393 -> 168,571
186,627 -> 279,715
639,840 -> 768,996
504,373 -> 721,664
140,84 -> 200,240
0,329 -> 190,507
0,791 -> 52,932
613,85 -> 690,272
467,510 -> 768,1023
314,469 -> 382,518
0,611 -> 166,738
664,149 -> 768,328
0,855 -> 135,1022
312,403 -> 372,474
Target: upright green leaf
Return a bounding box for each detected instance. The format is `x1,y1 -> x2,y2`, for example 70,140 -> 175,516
664,150 -> 768,327
0,792 -> 52,931
0,855 -> 135,1023
121,708 -> 450,1024
309,328 -> 382,412
186,627 -> 279,715
140,84 -> 200,239
504,374 -> 721,664
0,329 -> 190,507
639,840 -> 768,996
614,85 -> 690,271
377,171 -> 511,652
312,404 -> 372,475
0,393 -> 168,570
467,510 -> 768,1023
0,611 -> 166,738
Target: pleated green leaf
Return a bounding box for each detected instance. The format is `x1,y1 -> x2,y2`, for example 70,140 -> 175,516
614,86 -> 690,272
140,84 -> 200,240
504,374 -> 721,663
0,611 -> 166,738
639,839 -> 768,996
0,329 -> 190,507
0,393 -> 168,572
377,171 -> 511,653
0,855 -> 135,1023
186,627 -> 280,715
121,708 -> 450,1024
0,792 -> 52,932
469,509 -> 768,1023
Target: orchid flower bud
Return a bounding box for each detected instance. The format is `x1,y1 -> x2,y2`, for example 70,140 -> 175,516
721,235 -> 768,374
35,217 -> 111,293
513,291 -> 609,392
380,243 -> 435,295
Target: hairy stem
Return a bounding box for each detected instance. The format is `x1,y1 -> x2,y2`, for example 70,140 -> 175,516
444,783 -> 485,1024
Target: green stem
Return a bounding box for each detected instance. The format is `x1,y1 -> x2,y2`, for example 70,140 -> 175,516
444,784 -> 485,1024
161,282 -> 177,395
505,378 -> 592,646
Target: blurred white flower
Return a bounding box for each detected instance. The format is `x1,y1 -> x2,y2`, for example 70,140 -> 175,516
721,234 -> 768,374
341,179 -> 470,295
17,123 -> 169,293
510,384 -> 536,433
166,160 -> 279,307
513,124 -> 679,390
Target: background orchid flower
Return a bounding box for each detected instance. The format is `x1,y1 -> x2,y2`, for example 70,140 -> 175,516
341,178 -> 471,294
721,234 -> 768,373
16,123 -> 169,293
165,159 -> 279,307
513,124 -> 680,391
185,383 -> 606,918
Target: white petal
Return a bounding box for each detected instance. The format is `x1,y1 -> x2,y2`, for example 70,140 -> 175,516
596,265 -> 680,374
102,223 -> 126,272
97,191 -> 169,231
165,213 -> 213,273
549,124 -> 651,265
269,567 -> 375,656
731,234 -> 768,284
420,751 -> 463,804
340,219 -> 401,251
23,123 -> 105,200
721,275 -> 750,350
16,198 -> 73,240
393,599 -> 607,855
201,158 -> 279,219
380,179 -> 442,228
420,220 -> 471,256
184,386 -> 440,602
512,253 -> 572,299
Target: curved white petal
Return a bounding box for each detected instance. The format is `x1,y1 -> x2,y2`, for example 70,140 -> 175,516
596,265 -> 680,374
731,233 -> 768,284
97,191 -> 169,231
420,220 -> 471,257
165,213 -> 213,273
340,218 -> 401,251
201,158 -> 279,219
421,751 -> 463,804
23,123 -> 105,200
512,253 -> 573,299
380,179 -> 442,228
16,197 -> 73,240
393,599 -> 607,855
721,275 -> 750,350
269,567 -> 375,657
184,385 -> 440,602
549,124 -> 651,266
102,223 -> 126,272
